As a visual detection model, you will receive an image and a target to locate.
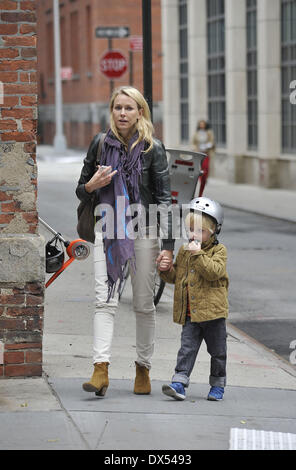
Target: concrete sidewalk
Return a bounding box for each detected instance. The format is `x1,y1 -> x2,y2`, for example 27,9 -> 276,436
1,273 -> 296,450
0,147 -> 296,451
205,177 -> 296,224
1,269 -> 296,450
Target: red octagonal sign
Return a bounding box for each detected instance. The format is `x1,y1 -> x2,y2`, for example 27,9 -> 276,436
99,50 -> 128,79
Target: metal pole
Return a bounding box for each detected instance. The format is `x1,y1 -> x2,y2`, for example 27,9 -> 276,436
108,38 -> 114,95
39,217 -> 67,244
142,0 -> 153,121
53,0 -> 67,153
129,50 -> 133,86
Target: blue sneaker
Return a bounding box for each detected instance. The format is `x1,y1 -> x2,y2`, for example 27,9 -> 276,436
207,386 -> 224,401
162,382 -> 186,401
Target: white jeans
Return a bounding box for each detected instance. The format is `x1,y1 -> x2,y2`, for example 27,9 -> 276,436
93,232 -> 159,369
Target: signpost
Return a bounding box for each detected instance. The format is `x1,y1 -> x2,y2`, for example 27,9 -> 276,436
99,50 -> 128,80
95,26 -> 130,94
128,36 -> 143,86
129,36 -> 143,52
61,67 -> 73,81
94,12 -> 153,113
95,26 -> 130,39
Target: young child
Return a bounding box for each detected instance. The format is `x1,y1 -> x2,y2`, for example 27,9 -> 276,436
159,197 -> 229,401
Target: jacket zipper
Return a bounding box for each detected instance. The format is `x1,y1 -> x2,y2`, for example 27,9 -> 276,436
178,253 -> 189,323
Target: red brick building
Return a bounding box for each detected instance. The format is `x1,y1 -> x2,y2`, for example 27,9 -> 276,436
37,0 -> 163,149
0,0 -> 44,378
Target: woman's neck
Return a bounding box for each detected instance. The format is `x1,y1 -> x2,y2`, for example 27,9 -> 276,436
119,127 -> 137,146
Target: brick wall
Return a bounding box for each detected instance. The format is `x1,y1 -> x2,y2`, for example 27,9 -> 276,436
0,0 -> 45,378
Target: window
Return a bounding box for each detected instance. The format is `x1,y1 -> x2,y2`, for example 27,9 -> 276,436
178,0 -> 189,142
86,5 -> 92,72
70,11 -> 80,75
46,22 -> 54,77
207,0 -> 226,146
246,0 -> 258,149
281,0 -> 296,152
60,16 -> 67,67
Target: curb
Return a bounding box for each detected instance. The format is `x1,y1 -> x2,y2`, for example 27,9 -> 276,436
220,203 -> 296,225
227,322 -> 296,381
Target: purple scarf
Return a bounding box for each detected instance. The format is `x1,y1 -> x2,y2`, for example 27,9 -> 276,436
98,129 -> 145,300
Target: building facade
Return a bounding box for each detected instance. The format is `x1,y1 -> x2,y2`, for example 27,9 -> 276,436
161,0 -> 296,189
37,0 -> 163,148
0,0 -> 44,378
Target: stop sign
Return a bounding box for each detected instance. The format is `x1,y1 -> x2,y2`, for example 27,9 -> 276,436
99,50 -> 128,79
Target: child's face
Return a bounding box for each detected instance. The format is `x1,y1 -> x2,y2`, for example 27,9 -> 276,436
187,221 -> 213,243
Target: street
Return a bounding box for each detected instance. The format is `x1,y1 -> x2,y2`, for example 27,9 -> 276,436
37,154 -> 296,364
223,209 -> 296,362
2,0 -> 296,449
0,151 -> 294,451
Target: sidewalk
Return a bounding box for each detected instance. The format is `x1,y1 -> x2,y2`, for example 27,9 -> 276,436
0,146 -> 296,451
205,177 -> 296,224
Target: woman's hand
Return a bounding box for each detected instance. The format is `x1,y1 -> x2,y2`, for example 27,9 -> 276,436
158,256 -> 171,271
85,166 -> 117,193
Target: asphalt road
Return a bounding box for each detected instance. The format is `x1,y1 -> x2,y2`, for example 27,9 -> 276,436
221,208 -> 296,363
37,177 -> 296,364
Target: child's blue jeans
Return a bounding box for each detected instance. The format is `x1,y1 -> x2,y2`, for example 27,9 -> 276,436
172,317 -> 227,388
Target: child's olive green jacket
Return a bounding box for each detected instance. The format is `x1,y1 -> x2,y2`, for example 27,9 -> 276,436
159,238 -> 229,325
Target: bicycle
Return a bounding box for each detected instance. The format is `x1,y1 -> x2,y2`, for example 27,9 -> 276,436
118,148 -> 206,306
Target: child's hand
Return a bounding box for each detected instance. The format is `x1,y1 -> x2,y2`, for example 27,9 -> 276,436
158,256 -> 172,272
187,240 -> 201,253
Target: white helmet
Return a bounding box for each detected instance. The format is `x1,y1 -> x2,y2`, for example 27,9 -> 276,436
189,197 -> 224,234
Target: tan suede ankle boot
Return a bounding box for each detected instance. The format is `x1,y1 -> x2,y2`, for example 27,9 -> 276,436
82,362 -> 109,396
134,361 -> 151,395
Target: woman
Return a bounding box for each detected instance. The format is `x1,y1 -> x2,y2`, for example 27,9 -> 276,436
76,86 -> 174,397
192,120 -> 216,197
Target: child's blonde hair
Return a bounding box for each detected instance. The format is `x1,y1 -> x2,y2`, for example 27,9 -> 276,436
109,86 -> 154,153
185,211 -> 216,234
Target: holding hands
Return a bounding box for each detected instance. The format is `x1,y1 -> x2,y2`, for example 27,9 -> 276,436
157,250 -> 173,272
156,241 -> 202,272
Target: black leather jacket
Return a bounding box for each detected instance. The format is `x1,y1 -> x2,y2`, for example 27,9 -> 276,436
76,132 -> 174,251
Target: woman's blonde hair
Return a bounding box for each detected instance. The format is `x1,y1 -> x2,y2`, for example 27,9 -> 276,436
109,86 -> 154,153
